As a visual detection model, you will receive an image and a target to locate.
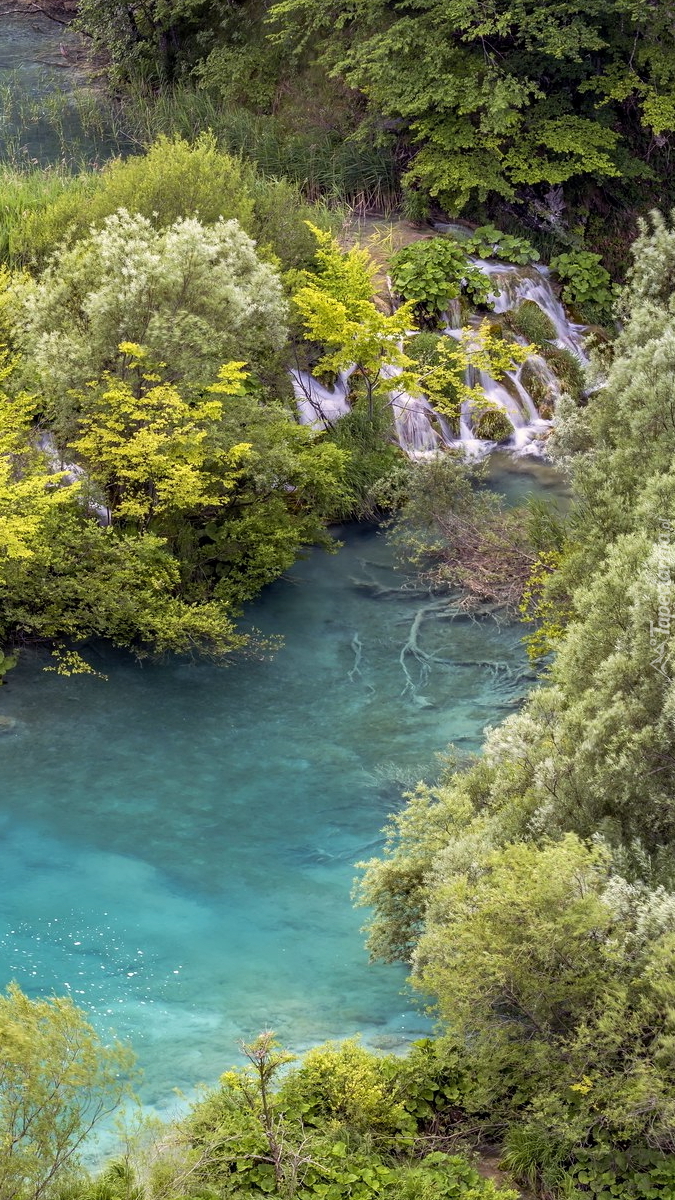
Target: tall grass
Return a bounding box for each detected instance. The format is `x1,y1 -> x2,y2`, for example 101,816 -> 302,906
0,162 -> 91,266
110,85 -> 403,213
0,74 -> 402,270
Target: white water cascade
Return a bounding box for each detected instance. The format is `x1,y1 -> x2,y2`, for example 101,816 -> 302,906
290,368 -> 353,427
292,255 -> 589,459
477,261 -> 589,361
382,364 -> 448,458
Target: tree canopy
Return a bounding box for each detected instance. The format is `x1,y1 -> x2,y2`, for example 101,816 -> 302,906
270,0 -> 675,216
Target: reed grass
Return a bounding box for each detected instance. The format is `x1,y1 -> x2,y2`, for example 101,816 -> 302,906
0,73 -> 402,269
114,84 -> 402,213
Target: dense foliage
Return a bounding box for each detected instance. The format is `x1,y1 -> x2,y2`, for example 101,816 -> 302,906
0,141 -> 359,666
269,0 -> 675,222
8,6 -> 675,1196
354,213 -> 675,1194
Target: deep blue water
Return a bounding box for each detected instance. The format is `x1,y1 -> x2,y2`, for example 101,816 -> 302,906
0,458 -> 560,1122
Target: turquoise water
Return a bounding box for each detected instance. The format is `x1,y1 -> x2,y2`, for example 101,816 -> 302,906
0,458 -> 558,1118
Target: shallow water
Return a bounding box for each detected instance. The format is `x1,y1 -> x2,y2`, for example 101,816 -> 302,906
0,458 -> 557,1119
0,14 -> 97,161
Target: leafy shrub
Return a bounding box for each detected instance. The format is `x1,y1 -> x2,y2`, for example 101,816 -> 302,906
406,331 -> 446,366
11,136 -> 337,274
324,401 -> 400,519
15,209 -> 288,425
397,1038 -> 476,1127
390,238 -> 494,321
465,225 -> 539,265
503,1127 -> 675,1199
566,1146 -> 675,1199
387,1154 -> 518,1200
549,250 -> 614,317
157,1033 -> 517,1200
279,1039 -> 410,1136
507,299 -> 556,346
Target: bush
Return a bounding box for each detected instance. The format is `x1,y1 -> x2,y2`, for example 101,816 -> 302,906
390,238 -> 494,321
464,225 -> 540,265
14,208 -> 288,425
0,983 -> 134,1200
324,400 -> 400,519
10,135 -> 338,274
549,249 -> 614,319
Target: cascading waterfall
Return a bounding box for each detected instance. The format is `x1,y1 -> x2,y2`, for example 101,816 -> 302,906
381,364 -> 444,458
293,256 -> 589,459
290,368 -> 353,427
477,261 -> 589,360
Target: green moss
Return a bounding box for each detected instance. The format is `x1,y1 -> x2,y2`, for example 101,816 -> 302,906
475,409 -> 513,441
542,346 -> 586,401
508,299 -> 557,346
519,359 -> 558,417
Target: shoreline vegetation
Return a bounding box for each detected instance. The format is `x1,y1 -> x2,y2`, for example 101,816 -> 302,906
2,4 -> 675,1200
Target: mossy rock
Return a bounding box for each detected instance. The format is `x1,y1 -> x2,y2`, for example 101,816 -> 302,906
542,346 -> 585,401
438,411 -> 461,438
474,409 -> 513,442
520,359 -> 557,413
486,320 -> 504,340
508,299 -> 557,346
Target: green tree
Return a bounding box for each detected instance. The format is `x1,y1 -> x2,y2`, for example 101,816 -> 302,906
71,349 -> 251,531
293,227 -> 529,426
74,0 -> 224,82
293,225 -> 419,420
14,209 -> 287,442
270,0 -> 675,215
0,982 -> 135,1200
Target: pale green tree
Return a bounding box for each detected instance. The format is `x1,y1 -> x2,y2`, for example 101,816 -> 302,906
14,210 -> 287,442
0,983 -> 135,1200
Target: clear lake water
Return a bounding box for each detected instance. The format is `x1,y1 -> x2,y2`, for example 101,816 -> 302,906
0,456 -> 563,1122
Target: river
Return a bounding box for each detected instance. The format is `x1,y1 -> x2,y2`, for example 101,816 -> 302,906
0,11 -> 98,162
0,452 -> 562,1121
0,14 -> 567,1127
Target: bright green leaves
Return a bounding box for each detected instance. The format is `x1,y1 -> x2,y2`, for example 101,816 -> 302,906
72,346 -> 252,530
464,226 -> 540,264
14,208 -> 287,435
0,982 -> 135,1200
549,250 -> 615,316
293,225 -> 420,415
390,238 -> 493,317
294,228 -> 529,430
0,354 -> 71,566
416,835 -> 615,1040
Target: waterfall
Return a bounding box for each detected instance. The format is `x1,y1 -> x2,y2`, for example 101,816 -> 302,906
291,369 -> 353,427
381,364 -> 446,457
475,261 -> 588,361
290,252 -> 589,459
37,432 -> 111,525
